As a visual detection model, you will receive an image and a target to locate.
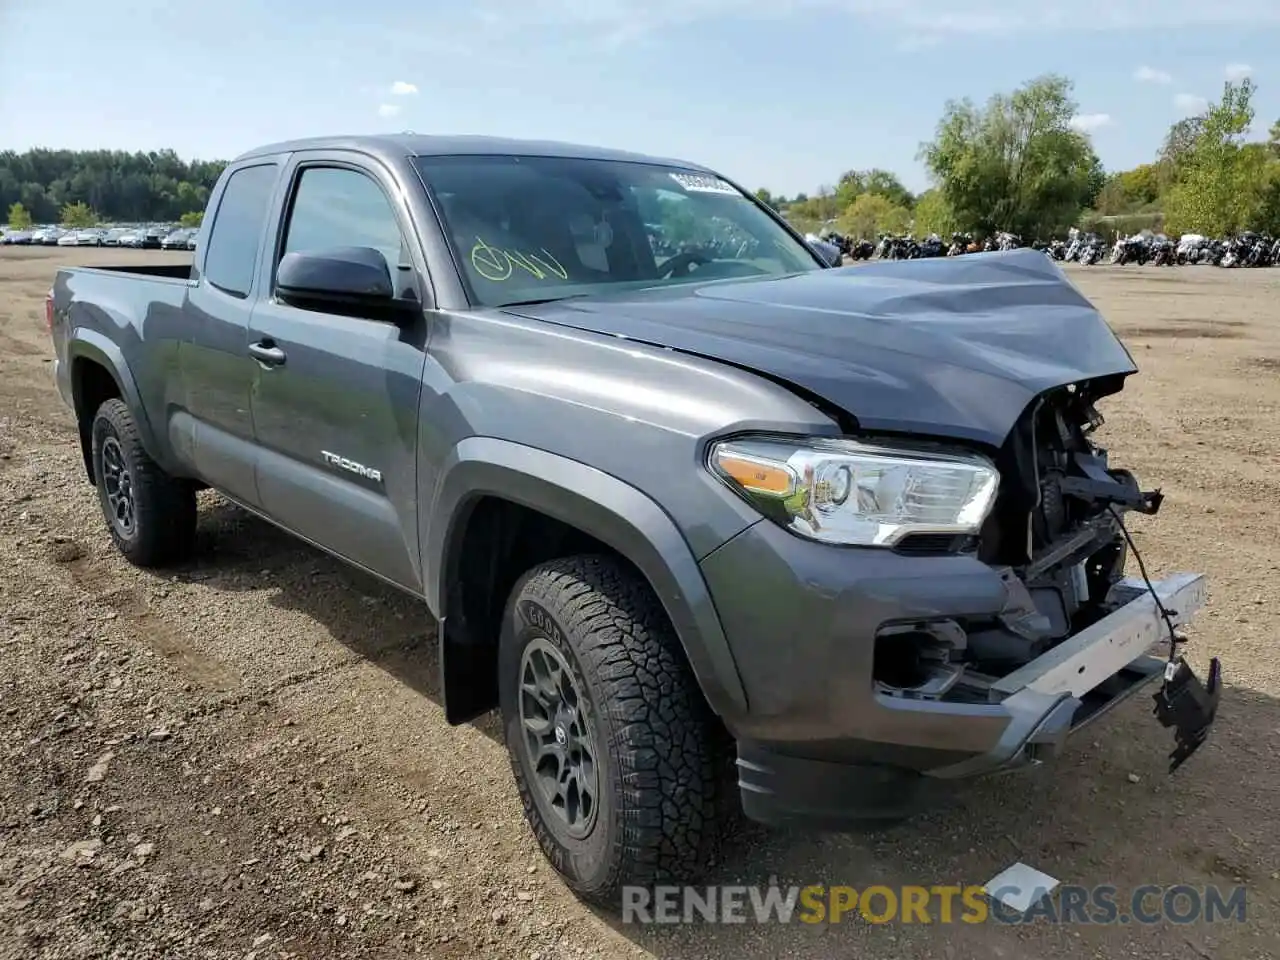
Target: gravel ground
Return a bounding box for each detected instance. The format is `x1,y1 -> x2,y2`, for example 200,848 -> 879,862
1,246 -> 1278,959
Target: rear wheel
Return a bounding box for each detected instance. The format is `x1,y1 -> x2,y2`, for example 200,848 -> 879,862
499,554 -> 724,907
90,398 -> 196,567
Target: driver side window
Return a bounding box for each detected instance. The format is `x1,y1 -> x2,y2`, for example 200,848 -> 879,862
282,166 -> 407,286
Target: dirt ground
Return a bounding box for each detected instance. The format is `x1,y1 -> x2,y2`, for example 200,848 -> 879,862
1,246 -> 1278,960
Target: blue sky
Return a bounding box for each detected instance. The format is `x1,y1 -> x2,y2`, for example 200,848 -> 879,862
1,0 -> 1277,196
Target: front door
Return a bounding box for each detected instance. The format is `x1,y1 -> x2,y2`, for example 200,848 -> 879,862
247,158 -> 429,592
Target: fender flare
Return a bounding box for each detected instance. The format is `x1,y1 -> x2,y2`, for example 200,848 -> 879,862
425,437 -> 748,716
66,330 -> 168,477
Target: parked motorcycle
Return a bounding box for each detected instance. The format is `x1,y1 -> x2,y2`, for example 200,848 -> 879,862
1149,234 -> 1176,266
1078,235 -> 1105,265
847,239 -> 875,260
1110,234 -> 1149,266
917,233 -> 947,258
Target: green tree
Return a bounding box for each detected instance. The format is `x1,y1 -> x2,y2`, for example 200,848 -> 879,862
862,169 -> 915,209
786,187 -> 842,228
7,201 -> 32,229
911,189 -> 958,236
1159,115 -> 1207,168
833,170 -> 865,211
1268,119 -> 1280,159
1163,79 -> 1260,234
1249,160 -> 1280,233
833,168 -> 915,212
838,193 -> 911,238
919,74 -> 1103,239
1092,163 -> 1164,216
0,148 -> 224,223
1092,177 -> 1131,216
1117,164 -> 1162,207
60,201 -> 97,227
179,210 -> 204,228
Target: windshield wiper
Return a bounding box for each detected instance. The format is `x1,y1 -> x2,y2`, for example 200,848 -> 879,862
496,293 -> 591,308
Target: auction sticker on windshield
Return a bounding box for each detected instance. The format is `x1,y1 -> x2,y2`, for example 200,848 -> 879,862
670,172 -> 738,194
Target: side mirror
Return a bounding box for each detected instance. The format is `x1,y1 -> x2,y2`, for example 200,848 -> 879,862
276,245 -> 401,312
807,239 -> 842,267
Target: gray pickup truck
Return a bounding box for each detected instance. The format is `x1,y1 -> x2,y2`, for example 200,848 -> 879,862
48,134 -> 1220,906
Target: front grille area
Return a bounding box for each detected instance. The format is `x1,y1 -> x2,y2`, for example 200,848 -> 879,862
978,390 -> 1086,566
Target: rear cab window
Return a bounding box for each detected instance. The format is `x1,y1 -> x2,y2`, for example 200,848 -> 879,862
202,163 -> 279,298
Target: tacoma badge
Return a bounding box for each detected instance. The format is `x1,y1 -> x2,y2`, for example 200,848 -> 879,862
321,451 -> 382,482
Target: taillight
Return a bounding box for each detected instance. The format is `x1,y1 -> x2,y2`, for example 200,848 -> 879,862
45,290 -> 54,334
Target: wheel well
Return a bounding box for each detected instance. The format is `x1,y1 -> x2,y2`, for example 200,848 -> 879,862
72,358 -> 122,483
440,496 -> 639,724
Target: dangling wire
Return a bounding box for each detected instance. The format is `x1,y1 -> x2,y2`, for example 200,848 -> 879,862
1107,504 -> 1181,661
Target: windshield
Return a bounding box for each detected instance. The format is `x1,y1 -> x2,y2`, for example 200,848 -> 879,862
413,154 -> 822,307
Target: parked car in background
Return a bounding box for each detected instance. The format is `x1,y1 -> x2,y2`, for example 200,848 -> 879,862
102,227 -> 130,246
117,229 -> 144,248
0,230 -> 33,245
141,228 -> 166,249
161,228 -> 192,250
56,231 -> 81,247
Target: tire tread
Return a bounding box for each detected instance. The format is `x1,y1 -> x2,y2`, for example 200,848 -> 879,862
506,554 -> 723,905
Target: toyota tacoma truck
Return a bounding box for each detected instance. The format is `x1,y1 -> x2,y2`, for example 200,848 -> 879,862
48,134 -> 1221,907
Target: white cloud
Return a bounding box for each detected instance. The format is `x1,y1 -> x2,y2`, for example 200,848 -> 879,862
1224,63 -> 1253,81
1173,93 -> 1209,115
1069,113 -> 1114,132
377,103 -> 402,118
468,0 -> 1280,46
389,80 -> 419,96
1133,65 -> 1173,84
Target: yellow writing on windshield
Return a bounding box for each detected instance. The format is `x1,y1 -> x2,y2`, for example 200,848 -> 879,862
470,237 -> 568,282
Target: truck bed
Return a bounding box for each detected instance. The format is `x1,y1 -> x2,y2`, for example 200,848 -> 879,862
69,262 -> 193,282
51,263 -> 196,427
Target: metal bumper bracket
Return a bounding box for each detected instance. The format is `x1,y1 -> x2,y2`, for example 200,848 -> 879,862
991,572 -> 1207,700
927,572 -> 1211,781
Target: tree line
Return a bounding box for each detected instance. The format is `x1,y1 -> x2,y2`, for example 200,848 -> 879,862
767,75 -> 1280,242
1,148 -> 225,227
6,80 -> 1280,242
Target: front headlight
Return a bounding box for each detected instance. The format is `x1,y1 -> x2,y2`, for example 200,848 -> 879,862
709,436 -> 1000,547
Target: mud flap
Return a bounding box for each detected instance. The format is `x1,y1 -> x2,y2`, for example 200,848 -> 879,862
439,613 -> 499,726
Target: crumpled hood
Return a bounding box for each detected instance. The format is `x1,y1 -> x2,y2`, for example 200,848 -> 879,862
501,248 -> 1137,447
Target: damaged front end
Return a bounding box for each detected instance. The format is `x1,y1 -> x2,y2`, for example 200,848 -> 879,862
872,377 -> 1221,773
973,376 -> 1160,672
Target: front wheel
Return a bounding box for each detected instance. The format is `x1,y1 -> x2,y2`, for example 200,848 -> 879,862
499,555 -> 724,907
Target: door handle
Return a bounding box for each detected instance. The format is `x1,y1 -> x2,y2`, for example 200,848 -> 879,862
248,341 -> 286,367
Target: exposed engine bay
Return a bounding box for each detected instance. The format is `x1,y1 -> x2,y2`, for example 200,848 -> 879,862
873,377 -> 1168,703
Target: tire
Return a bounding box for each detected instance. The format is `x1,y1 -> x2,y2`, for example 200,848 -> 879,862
90,398 -> 196,567
499,554 -> 724,907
